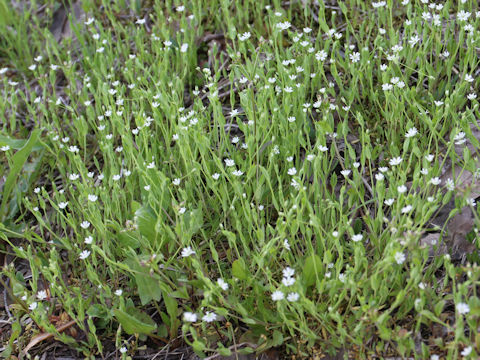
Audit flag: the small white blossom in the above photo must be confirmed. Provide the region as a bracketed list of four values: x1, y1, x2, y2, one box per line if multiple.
[394, 251, 406, 264]
[287, 292, 300, 302]
[79, 250, 91, 260]
[389, 157, 403, 166]
[405, 127, 418, 138]
[181, 246, 195, 257]
[37, 290, 48, 300]
[456, 302, 470, 315]
[202, 311, 217, 322]
[352, 234, 363, 242]
[271, 290, 284, 301]
[183, 312, 197, 322]
[217, 278, 229, 291]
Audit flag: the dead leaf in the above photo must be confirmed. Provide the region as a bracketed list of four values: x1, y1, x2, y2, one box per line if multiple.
[49, 2, 84, 44]
[22, 320, 76, 354]
[419, 233, 447, 257]
[446, 206, 476, 260]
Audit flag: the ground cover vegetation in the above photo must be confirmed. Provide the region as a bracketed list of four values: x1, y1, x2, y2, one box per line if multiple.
[1, 0, 480, 358]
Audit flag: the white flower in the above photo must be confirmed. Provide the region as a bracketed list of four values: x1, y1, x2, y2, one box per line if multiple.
[232, 170, 244, 176]
[430, 177, 441, 185]
[397, 185, 408, 193]
[58, 202, 68, 209]
[409, 35, 420, 47]
[202, 311, 217, 322]
[372, 1, 386, 8]
[173, 178, 181, 186]
[405, 127, 418, 138]
[282, 277, 296, 287]
[181, 246, 195, 257]
[352, 234, 363, 242]
[316, 50, 328, 61]
[375, 173, 384, 181]
[271, 290, 284, 301]
[29, 302, 38, 311]
[340, 169, 351, 177]
[283, 239, 291, 251]
[467, 93, 477, 100]
[180, 43, 189, 53]
[238, 32, 251, 41]
[183, 311, 197, 322]
[420, 168, 429, 175]
[37, 290, 48, 300]
[457, 10, 471, 22]
[79, 250, 91, 260]
[88, 194, 98, 202]
[287, 292, 300, 302]
[80, 221, 91, 229]
[276, 21, 291, 31]
[288, 116, 295, 123]
[401, 205, 413, 213]
[389, 157, 402, 166]
[349, 52, 360, 63]
[456, 302, 470, 315]
[224, 158, 235, 167]
[212, 173, 220, 180]
[0, 67, 8, 74]
[425, 154, 434, 162]
[291, 178, 300, 189]
[178, 207, 186, 214]
[85, 236, 93, 244]
[217, 278, 229, 291]
[143, 185, 150, 191]
[287, 167, 297, 176]
[465, 74, 474, 83]
[1, 145, 10, 151]
[119, 347, 127, 354]
[282, 267, 295, 278]
[384, 198, 395, 206]
[461, 346, 472, 357]
[466, 198, 476, 207]
[382, 83, 393, 91]
[394, 251, 406, 264]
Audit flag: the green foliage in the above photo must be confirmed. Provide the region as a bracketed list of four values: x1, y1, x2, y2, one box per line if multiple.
[1, 0, 480, 358]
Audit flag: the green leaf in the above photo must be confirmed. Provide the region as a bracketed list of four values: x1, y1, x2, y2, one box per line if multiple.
[303, 254, 322, 287]
[87, 304, 111, 319]
[135, 205, 157, 244]
[232, 258, 248, 280]
[117, 230, 140, 249]
[0, 133, 43, 151]
[125, 258, 162, 305]
[0, 129, 41, 221]
[114, 307, 157, 335]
